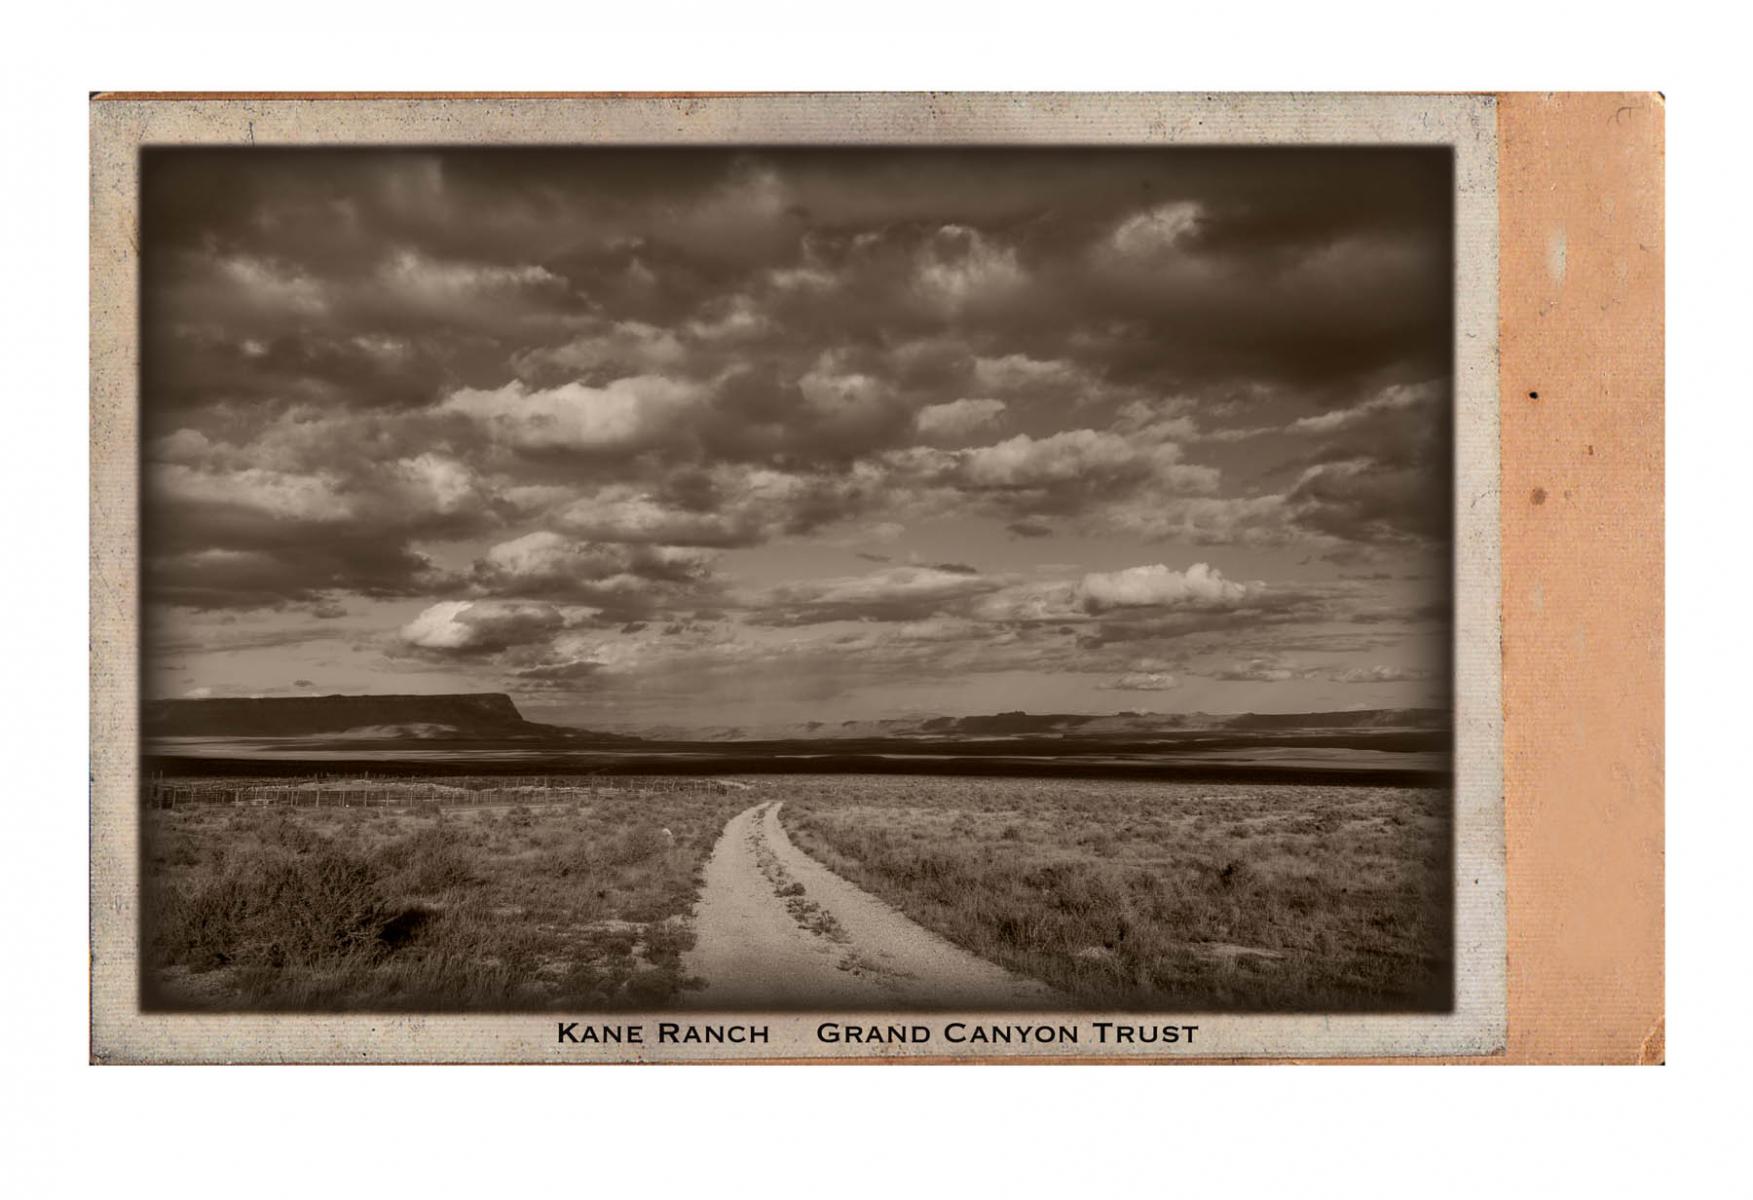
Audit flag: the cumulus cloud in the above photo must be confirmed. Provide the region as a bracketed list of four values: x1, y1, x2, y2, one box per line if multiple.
[1287, 380, 1440, 436]
[1285, 460, 1446, 545]
[1106, 201, 1203, 257]
[213, 255, 329, 317]
[379, 251, 564, 308]
[1106, 493, 1294, 547]
[797, 359, 898, 433]
[1078, 562, 1251, 612]
[1208, 657, 1299, 682]
[1099, 671, 1182, 692]
[557, 464, 887, 551]
[516, 321, 688, 375]
[969, 581, 1084, 625]
[971, 354, 1079, 394]
[915, 397, 1006, 439]
[556, 489, 758, 548]
[393, 453, 481, 515]
[917, 429, 1220, 525]
[913, 225, 1024, 312]
[153, 463, 355, 523]
[963, 430, 1133, 488]
[747, 565, 1007, 627]
[467, 531, 716, 604]
[399, 600, 565, 654]
[1329, 664, 1435, 683]
[977, 430, 1210, 492]
[687, 294, 771, 342]
[442, 375, 707, 454]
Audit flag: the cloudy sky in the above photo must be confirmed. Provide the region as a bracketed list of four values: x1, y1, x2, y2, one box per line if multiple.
[142, 147, 1453, 732]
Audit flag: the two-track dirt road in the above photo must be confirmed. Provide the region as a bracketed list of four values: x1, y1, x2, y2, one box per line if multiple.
[680, 801, 1064, 1009]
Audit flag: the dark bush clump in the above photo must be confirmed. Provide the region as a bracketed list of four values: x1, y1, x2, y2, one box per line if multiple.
[158, 848, 397, 972]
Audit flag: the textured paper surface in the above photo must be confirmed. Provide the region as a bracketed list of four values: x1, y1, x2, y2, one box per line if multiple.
[91, 92, 1515, 1063]
[1496, 93, 1664, 1064]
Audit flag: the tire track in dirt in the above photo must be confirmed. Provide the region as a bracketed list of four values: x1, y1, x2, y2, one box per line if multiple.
[681, 801, 1064, 1010]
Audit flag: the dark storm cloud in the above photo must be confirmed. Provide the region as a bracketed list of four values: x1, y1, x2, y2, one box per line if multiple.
[1269, 380, 1453, 544]
[142, 407, 496, 609]
[144, 146, 1450, 423]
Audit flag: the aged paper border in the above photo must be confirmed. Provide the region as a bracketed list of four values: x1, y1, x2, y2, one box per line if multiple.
[1495, 93, 1664, 1064]
[92, 92, 1507, 1063]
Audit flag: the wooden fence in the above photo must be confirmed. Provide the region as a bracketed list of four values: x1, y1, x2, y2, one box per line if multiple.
[143, 775, 743, 811]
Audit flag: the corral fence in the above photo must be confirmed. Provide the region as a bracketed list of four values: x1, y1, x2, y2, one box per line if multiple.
[143, 774, 748, 811]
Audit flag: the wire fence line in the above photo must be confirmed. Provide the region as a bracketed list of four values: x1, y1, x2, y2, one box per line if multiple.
[143, 775, 750, 811]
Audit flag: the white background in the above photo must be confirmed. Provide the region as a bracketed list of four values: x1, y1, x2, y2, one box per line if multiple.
[4, 3, 1746, 1195]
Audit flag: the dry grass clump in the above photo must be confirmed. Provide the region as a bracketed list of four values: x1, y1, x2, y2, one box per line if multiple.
[143, 784, 746, 1012]
[780, 777, 1451, 1011]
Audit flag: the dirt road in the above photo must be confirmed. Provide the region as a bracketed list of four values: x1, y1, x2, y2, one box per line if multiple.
[680, 801, 1063, 1009]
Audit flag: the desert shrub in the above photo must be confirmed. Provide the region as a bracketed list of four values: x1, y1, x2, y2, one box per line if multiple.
[1075, 826, 1118, 858]
[261, 853, 399, 964]
[157, 848, 397, 972]
[161, 840, 202, 869]
[543, 837, 602, 882]
[157, 874, 257, 970]
[621, 967, 676, 1006]
[374, 827, 474, 894]
[607, 825, 665, 865]
[640, 921, 693, 967]
[260, 813, 327, 855]
[557, 959, 608, 1003]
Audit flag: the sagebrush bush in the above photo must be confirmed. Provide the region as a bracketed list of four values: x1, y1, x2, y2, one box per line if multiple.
[640, 920, 693, 967]
[158, 848, 396, 972]
[375, 827, 474, 893]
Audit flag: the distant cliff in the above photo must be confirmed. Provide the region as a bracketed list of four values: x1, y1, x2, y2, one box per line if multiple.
[653, 708, 1450, 742]
[144, 692, 549, 739]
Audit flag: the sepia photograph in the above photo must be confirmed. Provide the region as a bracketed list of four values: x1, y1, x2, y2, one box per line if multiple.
[11, 0, 1701, 1180]
[134, 140, 1458, 1017]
